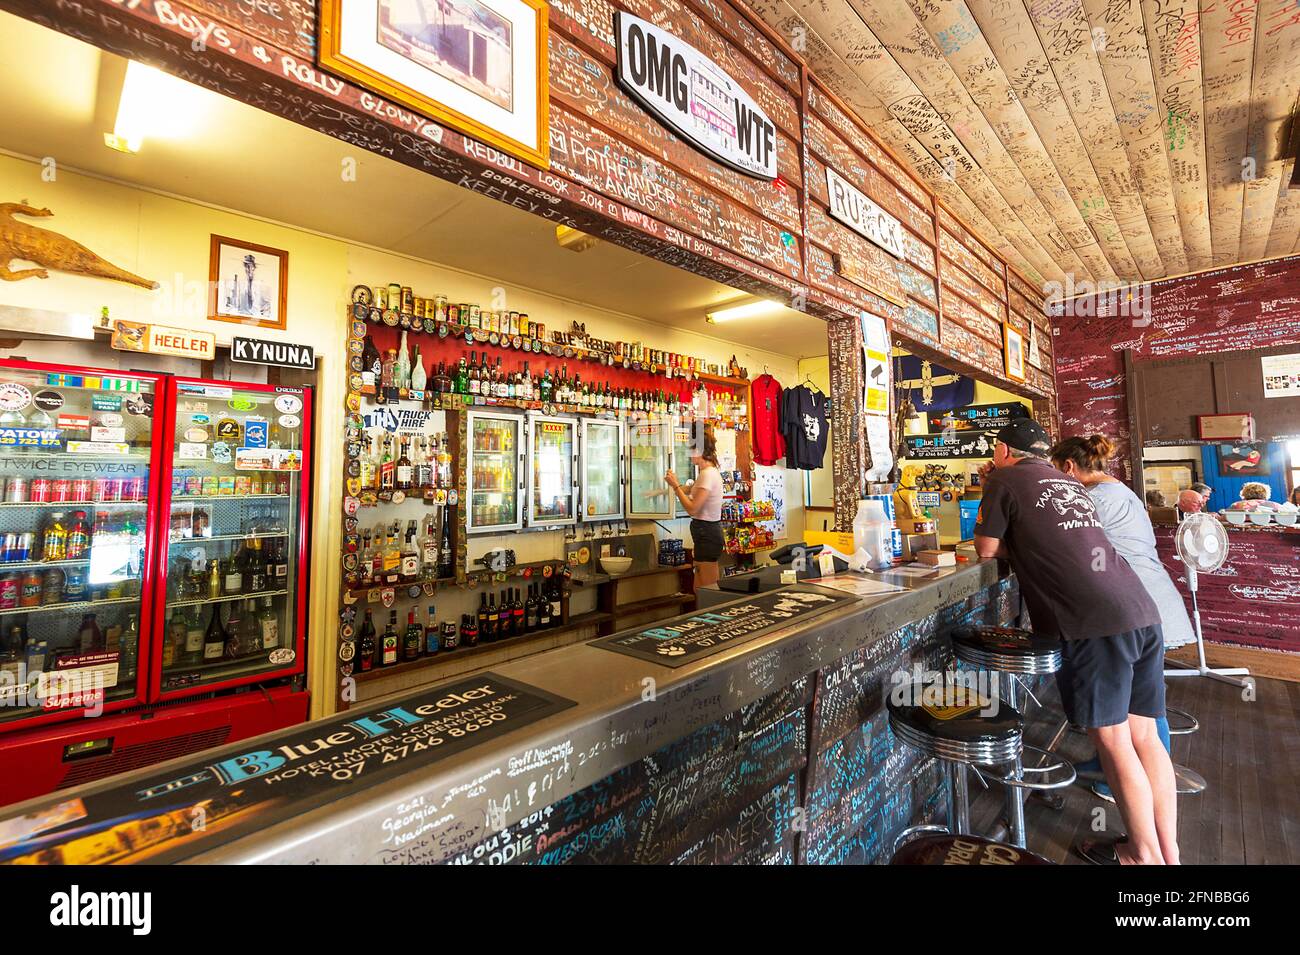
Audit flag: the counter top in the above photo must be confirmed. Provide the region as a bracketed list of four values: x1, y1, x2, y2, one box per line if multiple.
[0, 560, 1004, 865]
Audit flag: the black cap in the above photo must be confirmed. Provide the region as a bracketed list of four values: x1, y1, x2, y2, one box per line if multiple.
[995, 418, 1050, 456]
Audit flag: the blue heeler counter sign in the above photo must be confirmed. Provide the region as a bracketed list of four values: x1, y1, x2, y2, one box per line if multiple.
[614, 11, 778, 180]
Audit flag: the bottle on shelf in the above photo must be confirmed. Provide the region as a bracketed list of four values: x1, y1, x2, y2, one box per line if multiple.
[381, 611, 399, 666]
[402, 608, 421, 662]
[358, 609, 376, 673]
[204, 604, 226, 661]
[259, 596, 279, 650]
[459, 612, 476, 648]
[423, 605, 440, 656]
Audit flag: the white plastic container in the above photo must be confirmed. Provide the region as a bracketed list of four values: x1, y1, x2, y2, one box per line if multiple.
[853, 500, 894, 571]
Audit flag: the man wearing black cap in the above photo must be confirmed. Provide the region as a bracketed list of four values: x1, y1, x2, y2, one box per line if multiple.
[974, 418, 1178, 865]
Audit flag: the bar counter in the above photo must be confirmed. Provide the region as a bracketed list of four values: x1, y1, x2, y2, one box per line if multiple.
[0, 560, 1024, 866]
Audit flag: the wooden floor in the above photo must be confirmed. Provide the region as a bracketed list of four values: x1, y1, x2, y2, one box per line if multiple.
[968, 674, 1300, 864]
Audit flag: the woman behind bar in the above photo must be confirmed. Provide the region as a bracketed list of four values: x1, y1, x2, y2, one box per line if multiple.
[666, 425, 724, 588]
[1050, 435, 1196, 843]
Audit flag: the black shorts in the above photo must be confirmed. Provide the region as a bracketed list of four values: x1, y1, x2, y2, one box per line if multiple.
[690, 519, 724, 562]
[1055, 625, 1166, 728]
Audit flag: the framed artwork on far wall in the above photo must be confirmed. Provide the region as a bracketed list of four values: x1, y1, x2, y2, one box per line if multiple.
[208, 235, 289, 330]
[318, 0, 550, 169]
[1003, 324, 1026, 382]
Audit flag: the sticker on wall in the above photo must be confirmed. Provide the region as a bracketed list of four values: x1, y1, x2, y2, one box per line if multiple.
[56, 413, 89, 431]
[351, 320, 366, 339]
[346, 477, 362, 497]
[348, 339, 364, 357]
[342, 553, 359, 573]
[90, 426, 126, 443]
[345, 393, 360, 413]
[344, 496, 360, 516]
[216, 418, 242, 442]
[268, 648, 296, 666]
[33, 391, 64, 412]
[346, 461, 361, 479]
[0, 428, 61, 448]
[124, 393, 152, 416]
[94, 412, 124, 429]
[67, 441, 130, 455]
[243, 418, 268, 449]
[338, 640, 356, 663]
[0, 383, 32, 412]
[227, 397, 257, 412]
[381, 588, 395, 608]
[351, 285, 372, 305]
[211, 441, 232, 464]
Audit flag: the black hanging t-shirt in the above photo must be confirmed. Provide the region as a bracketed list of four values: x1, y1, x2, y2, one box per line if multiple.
[780, 385, 828, 470]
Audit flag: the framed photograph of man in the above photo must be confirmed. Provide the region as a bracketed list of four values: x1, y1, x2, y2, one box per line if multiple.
[209, 235, 289, 330]
[319, 0, 549, 169]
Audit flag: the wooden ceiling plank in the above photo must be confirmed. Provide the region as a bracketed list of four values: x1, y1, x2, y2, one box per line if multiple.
[905, 0, 1119, 282]
[1199, 0, 1259, 266]
[1139, 0, 1215, 271]
[842, 0, 1095, 281]
[1019, 0, 1168, 278]
[1264, 162, 1300, 255]
[1237, 2, 1300, 261]
[1081, 0, 1190, 274]
[966, 0, 1147, 279]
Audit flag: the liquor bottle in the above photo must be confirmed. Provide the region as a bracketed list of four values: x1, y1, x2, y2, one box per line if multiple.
[259, 596, 279, 650]
[239, 599, 260, 656]
[248, 538, 267, 593]
[402, 609, 422, 662]
[379, 436, 396, 492]
[477, 593, 489, 641]
[381, 611, 399, 666]
[456, 356, 469, 394]
[538, 583, 552, 628]
[362, 334, 382, 394]
[224, 548, 243, 596]
[204, 604, 225, 661]
[272, 535, 289, 589]
[224, 600, 245, 658]
[468, 351, 481, 396]
[550, 576, 565, 624]
[423, 605, 440, 656]
[382, 524, 401, 585]
[183, 606, 203, 663]
[396, 437, 413, 490]
[437, 506, 455, 579]
[359, 531, 374, 587]
[358, 610, 376, 673]
[526, 583, 540, 632]
[396, 330, 412, 395]
[401, 520, 419, 582]
[414, 437, 433, 491]
[381, 349, 399, 403]
[459, 613, 476, 648]
[163, 611, 182, 667]
[511, 587, 525, 636]
[420, 515, 438, 580]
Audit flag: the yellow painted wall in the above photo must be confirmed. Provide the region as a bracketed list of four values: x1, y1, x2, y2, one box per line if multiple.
[0, 153, 807, 716]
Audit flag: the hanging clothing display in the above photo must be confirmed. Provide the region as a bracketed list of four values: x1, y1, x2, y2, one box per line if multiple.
[750, 373, 785, 466]
[781, 383, 828, 470]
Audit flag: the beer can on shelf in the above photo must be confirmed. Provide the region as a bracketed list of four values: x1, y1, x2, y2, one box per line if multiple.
[388, 283, 401, 307]
[435, 297, 448, 321]
[29, 478, 51, 503]
[401, 287, 414, 314]
[4, 478, 28, 503]
[0, 574, 18, 609]
[373, 286, 388, 309]
[0, 533, 17, 562]
[14, 533, 32, 563]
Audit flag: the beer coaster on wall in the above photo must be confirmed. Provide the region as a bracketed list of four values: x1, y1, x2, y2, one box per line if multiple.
[351, 285, 372, 305]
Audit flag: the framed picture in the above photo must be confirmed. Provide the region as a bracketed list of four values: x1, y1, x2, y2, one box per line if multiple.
[1004, 325, 1026, 382]
[1218, 443, 1269, 477]
[319, 0, 549, 169]
[208, 235, 288, 330]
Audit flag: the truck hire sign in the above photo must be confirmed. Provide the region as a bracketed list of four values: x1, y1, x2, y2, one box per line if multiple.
[614, 11, 777, 180]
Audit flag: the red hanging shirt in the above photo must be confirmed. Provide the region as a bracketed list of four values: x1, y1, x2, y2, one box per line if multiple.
[750, 374, 785, 466]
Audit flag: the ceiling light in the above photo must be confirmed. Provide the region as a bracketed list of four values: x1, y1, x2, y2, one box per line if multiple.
[107, 61, 206, 153]
[555, 225, 598, 253]
[705, 299, 784, 324]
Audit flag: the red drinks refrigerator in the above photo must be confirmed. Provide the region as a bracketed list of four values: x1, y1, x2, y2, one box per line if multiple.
[0, 361, 312, 807]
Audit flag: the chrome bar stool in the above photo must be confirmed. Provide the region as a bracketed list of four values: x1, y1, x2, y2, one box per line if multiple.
[886, 679, 1072, 855]
[950, 625, 1070, 849]
[891, 831, 1053, 866]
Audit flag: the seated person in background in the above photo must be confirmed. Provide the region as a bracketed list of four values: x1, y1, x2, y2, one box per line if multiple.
[1228, 481, 1280, 511]
[1291, 487, 1300, 507]
[1176, 483, 1211, 515]
[1145, 489, 1166, 508]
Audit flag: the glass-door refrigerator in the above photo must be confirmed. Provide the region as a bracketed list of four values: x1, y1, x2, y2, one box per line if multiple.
[152, 378, 312, 700]
[0, 358, 163, 733]
[526, 413, 577, 528]
[626, 420, 673, 520]
[672, 425, 698, 519]
[580, 418, 624, 522]
[466, 410, 524, 533]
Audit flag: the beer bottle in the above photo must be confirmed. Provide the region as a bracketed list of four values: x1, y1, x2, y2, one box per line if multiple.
[358, 610, 377, 673]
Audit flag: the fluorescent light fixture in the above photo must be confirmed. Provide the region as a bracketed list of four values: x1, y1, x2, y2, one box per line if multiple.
[705, 299, 784, 324]
[107, 61, 205, 153]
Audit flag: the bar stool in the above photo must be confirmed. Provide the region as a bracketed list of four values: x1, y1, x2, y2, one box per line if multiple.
[891, 831, 1053, 866]
[886, 680, 1073, 852]
[950, 625, 1067, 848]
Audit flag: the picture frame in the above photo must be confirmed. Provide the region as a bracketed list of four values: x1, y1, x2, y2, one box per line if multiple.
[208, 235, 289, 331]
[1003, 324, 1026, 382]
[318, 0, 550, 170]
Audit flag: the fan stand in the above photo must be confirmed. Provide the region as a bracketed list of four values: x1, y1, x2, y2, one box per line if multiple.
[1164, 566, 1252, 687]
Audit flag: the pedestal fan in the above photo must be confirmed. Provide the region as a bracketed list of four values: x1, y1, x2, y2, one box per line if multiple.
[1164, 512, 1252, 687]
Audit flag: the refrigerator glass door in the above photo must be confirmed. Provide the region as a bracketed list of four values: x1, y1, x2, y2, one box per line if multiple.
[673, 426, 698, 519]
[468, 411, 522, 533]
[581, 419, 623, 521]
[0, 361, 159, 727]
[527, 415, 576, 527]
[626, 421, 672, 519]
[156, 380, 309, 698]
